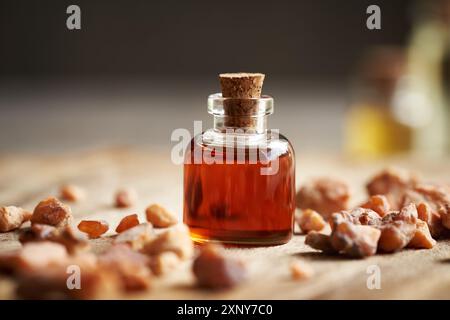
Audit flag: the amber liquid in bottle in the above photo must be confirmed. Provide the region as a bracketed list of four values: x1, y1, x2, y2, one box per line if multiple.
[184, 132, 295, 245]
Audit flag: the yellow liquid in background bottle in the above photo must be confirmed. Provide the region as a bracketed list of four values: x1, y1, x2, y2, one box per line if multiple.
[345, 103, 413, 158]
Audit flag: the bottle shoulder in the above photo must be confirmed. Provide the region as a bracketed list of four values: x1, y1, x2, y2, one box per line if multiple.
[188, 129, 294, 159]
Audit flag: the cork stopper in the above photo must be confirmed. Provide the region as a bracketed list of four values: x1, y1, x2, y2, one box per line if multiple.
[219, 73, 265, 99]
[219, 73, 265, 128]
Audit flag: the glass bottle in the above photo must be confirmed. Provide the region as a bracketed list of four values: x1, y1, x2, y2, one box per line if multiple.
[406, 0, 450, 156]
[344, 47, 415, 157]
[183, 93, 295, 245]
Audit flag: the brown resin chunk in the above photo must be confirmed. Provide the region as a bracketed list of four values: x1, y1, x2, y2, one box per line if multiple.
[414, 201, 444, 238]
[114, 223, 155, 250]
[414, 184, 450, 204]
[330, 214, 381, 258]
[0, 242, 69, 274]
[145, 204, 178, 228]
[407, 219, 436, 249]
[297, 209, 327, 233]
[141, 224, 193, 260]
[15, 252, 119, 299]
[296, 177, 350, 219]
[19, 223, 56, 243]
[115, 188, 137, 208]
[0, 206, 32, 232]
[361, 195, 390, 217]
[378, 204, 418, 253]
[290, 260, 315, 281]
[19, 224, 89, 254]
[16, 263, 120, 300]
[440, 203, 450, 230]
[149, 252, 181, 276]
[98, 244, 152, 292]
[332, 207, 382, 228]
[31, 197, 73, 228]
[401, 184, 450, 238]
[115, 214, 140, 233]
[60, 184, 86, 202]
[77, 220, 109, 239]
[366, 168, 418, 210]
[367, 169, 449, 239]
[304, 232, 336, 254]
[193, 244, 247, 289]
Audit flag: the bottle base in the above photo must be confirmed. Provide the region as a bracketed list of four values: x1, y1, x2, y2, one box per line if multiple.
[188, 227, 292, 246]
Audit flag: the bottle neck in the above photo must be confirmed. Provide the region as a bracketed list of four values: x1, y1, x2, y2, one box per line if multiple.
[213, 115, 268, 134]
[208, 93, 274, 135]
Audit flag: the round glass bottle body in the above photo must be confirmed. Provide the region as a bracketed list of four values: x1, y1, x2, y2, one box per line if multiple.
[183, 94, 295, 245]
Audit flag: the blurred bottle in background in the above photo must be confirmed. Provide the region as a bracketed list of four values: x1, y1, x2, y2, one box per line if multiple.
[345, 0, 450, 159]
[405, 0, 449, 156]
[345, 47, 413, 157]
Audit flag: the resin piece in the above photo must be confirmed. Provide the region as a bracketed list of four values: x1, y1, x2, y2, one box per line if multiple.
[407, 220, 436, 249]
[296, 177, 350, 219]
[115, 214, 140, 233]
[361, 195, 390, 217]
[0, 206, 32, 232]
[149, 252, 181, 276]
[115, 188, 137, 208]
[114, 223, 155, 250]
[304, 232, 336, 254]
[77, 220, 109, 239]
[366, 168, 417, 210]
[297, 209, 327, 233]
[60, 184, 86, 202]
[19, 224, 89, 254]
[145, 204, 178, 228]
[31, 197, 73, 228]
[141, 224, 193, 260]
[193, 244, 247, 289]
[98, 244, 152, 292]
[290, 260, 314, 281]
[330, 215, 381, 258]
[0, 242, 69, 274]
[378, 204, 417, 253]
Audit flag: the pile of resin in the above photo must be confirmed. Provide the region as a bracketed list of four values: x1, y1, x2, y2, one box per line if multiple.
[296, 168, 450, 258]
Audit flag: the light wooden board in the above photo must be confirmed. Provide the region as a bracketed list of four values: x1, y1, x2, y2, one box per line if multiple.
[1, 148, 450, 299]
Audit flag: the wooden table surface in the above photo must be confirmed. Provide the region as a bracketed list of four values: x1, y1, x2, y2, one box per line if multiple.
[1, 147, 450, 299]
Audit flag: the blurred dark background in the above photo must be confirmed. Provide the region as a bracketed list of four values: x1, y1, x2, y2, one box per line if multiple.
[0, 0, 412, 79]
[1, 0, 448, 156]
